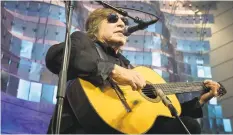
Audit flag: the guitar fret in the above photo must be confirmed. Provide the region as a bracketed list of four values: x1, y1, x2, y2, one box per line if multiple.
[153, 82, 204, 95]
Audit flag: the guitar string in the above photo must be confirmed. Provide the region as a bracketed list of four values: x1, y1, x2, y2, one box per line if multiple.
[141, 86, 203, 91]
[117, 82, 210, 96]
[118, 86, 224, 97]
[141, 87, 203, 91]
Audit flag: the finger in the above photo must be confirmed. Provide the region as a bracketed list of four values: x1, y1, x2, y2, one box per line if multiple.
[130, 81, 137, 91]
[204, 80, 212, 84]
[211, 85, 219, 96]
[136, 74, 146, 88]
[207, 81, 220, 87]
[205, 83, 219, 96]
[140, 76, 147, 87]
[132, 75, 142, 90]
[133, 72, 145, 89]
[206, 81, 220, 89]
[205, 82, 218, 88]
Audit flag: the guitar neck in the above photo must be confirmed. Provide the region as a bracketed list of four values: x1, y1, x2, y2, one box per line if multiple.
[152, 82, 206, 95]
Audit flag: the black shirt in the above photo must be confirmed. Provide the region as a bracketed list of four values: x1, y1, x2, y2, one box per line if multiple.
[45, 31, 203, 133]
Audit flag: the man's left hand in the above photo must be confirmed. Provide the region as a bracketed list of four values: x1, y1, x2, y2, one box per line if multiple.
[199, 80, 221, 106]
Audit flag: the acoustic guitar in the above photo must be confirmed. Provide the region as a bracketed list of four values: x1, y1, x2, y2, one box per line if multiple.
[68, 66, 226, 134]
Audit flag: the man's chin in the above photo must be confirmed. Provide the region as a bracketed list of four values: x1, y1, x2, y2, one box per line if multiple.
[118, 38, 126, 44]
[110, 39, 125, 46]
[116, 41, 125, 47]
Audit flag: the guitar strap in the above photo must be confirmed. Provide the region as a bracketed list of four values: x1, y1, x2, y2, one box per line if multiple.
[62, 42, 111, 133]
[94, 43, 132, 112]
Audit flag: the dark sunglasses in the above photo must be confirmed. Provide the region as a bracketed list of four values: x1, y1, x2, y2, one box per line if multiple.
[107, 13, 129, 25]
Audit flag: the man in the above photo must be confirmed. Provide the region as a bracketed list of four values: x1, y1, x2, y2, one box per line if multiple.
[46, 8, 220, 134]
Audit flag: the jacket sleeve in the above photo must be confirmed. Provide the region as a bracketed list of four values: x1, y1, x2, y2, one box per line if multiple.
[180, 97, 203, 118]
[45, 31, 115, 84]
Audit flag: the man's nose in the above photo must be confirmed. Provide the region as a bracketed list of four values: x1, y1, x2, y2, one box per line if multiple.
[117, 18, 125, 28]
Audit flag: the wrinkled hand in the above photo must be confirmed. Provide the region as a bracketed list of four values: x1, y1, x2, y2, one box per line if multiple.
[110, 65, 146, 91]
[199, 80, 221, 105]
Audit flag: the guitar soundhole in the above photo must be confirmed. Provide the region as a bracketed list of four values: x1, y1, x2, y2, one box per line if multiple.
[141, 84, 157, 99]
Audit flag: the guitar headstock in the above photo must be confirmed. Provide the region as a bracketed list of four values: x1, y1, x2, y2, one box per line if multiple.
[218, 82, 227, 97]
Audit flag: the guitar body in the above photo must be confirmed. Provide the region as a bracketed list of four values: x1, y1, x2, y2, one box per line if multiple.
[69, 66, 181, 134]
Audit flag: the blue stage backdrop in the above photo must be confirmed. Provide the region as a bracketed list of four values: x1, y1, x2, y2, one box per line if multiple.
[1, 92, 55, 134]
[1, 1, 232, 134]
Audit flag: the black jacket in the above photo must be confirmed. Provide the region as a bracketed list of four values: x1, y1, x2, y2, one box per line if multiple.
[46, 31, 203, 133]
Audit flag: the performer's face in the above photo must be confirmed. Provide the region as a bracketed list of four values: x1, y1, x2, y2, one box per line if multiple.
[97, 13, 128, 49]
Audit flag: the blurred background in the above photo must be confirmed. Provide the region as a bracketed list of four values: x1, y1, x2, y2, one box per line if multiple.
[1, 0, 233, 134]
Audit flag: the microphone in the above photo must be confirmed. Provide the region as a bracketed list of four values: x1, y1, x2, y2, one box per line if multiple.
[123, 19, 159, 36]
[156, 88, 178, 116]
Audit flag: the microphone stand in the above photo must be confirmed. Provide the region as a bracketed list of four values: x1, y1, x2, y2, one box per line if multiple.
[167, 104, 191, 135]
[53, 1, 75, 134]
[156, 89, 191, 135]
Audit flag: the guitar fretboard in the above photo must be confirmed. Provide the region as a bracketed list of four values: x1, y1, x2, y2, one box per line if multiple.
[152, 82, 205, 95]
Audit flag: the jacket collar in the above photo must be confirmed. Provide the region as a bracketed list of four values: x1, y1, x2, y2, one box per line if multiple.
[95, 40, 130, 65]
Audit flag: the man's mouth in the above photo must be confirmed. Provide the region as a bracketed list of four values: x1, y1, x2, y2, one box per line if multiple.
[115, 31, 125, 37]
[115, 30, 124, 34]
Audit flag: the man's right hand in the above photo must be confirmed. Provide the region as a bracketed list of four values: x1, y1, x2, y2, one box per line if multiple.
[110, 65, 146, 91]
